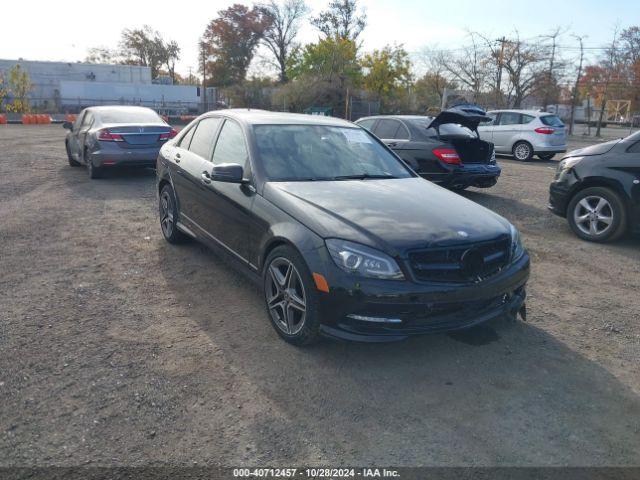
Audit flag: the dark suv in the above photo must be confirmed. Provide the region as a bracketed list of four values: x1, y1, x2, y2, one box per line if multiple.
[549, 131, 640, 242]
[356, 105, 500, 191]
[157, 109, 529, 345]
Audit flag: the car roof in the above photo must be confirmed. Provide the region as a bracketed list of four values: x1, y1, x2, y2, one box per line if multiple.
[203, 109, 356, 128]
[356, 115, 434, 122]
[86, 106, 158, 114]
[487, 109, 555, 116]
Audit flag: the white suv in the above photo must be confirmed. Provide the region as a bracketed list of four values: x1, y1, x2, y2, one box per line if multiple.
[478, 110, 566, 161]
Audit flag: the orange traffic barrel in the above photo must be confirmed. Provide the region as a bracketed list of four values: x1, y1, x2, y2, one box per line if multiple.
[22, 114, 31, 124]
[0, 114, 6, 125]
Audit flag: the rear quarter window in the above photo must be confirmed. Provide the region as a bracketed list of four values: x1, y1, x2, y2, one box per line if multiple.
[540, 115, 564, 127]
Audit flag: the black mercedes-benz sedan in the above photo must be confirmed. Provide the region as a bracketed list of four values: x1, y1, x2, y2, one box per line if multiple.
[549, 130, 640, 242]
[356, 105, 500, 191]
[156, 109, 529, 345]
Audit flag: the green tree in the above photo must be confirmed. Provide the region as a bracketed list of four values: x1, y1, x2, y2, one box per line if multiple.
[6, 65, 32, 113]
[200, 4, 270, 87]
[295, 36, 361, 85]
[0, 71, 8, 112]
[413, 73, 457, 112]
[361, 45, 412, 109]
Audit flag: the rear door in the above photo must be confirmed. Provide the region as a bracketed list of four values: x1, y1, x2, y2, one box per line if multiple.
[477, 112, 497, 142]
[491, 112, 522, 152]
[170, 117, 222, 225]
[373, 119, 410, 148]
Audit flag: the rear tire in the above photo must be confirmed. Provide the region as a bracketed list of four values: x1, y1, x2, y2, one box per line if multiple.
[512, 141, 534, 161]
[566, 187, 627, 242]
[263, 245, 321, 346]
[538, 153, 555, 161]
[159, 184, 188, 244]
[66, 142, 81, 167]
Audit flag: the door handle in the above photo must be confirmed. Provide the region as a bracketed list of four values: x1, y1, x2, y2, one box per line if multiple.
[201, 172, 211, 184]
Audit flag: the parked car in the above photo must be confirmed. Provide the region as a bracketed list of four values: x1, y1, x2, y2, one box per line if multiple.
[548, 131, 640, 242]
[63, 106, 177, 179]
[356, 105, 500, 191]
[156, 109, 530, 345]
[478, 110, 567, 161]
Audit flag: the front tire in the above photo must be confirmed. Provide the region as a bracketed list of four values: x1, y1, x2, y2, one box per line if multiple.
[566, 187, 627, 242]
[159, 185, 188, 244]
[263, 245, 321, 346]
[512, 141, 534, 161]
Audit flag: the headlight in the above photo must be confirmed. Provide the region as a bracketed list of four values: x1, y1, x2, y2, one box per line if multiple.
[509, 225, 525, 261]
[326, 239, 405, 280]
[558, 156, 583, 173]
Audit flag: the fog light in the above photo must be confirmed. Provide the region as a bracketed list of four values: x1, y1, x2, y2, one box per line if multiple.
[347, 314, 402, 324]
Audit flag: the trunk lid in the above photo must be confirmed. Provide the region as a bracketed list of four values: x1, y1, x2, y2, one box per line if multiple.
[427, 104, 493, 132]
[103, 125, 172, 148]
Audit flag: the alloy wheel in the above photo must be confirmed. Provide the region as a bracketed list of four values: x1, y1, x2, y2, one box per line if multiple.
[160, 190, 174, 238]
[265, 257, 307, 335]
[514, 143, 531, 161]
[573, 195, 614, 237]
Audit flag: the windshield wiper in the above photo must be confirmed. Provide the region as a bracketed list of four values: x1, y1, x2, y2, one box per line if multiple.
[332, 173, 398, 180]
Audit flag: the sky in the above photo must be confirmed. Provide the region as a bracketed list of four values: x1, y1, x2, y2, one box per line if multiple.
[2, 0, 638, 77]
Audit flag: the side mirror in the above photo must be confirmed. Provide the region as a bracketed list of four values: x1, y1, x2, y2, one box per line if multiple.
[62, 121, 73, 130]
[211, 163, 245, 183]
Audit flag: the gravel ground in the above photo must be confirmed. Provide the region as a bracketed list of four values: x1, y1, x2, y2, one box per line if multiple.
[1, 125, 639, 467]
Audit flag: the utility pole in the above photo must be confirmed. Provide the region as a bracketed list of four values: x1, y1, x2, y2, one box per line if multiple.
[200, 41, 207, 113]
[495, 37, 507, 108]
[569, 35, 585, 136]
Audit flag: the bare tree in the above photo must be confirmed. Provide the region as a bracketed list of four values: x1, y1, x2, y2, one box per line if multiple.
[540, 27, 566, 110]
[499, 32, 545, 107]
[596, 27, 621, 137]
[436, 32, 490, 101]
[261, 0, 309, 83]
[311, 0, 366, 43]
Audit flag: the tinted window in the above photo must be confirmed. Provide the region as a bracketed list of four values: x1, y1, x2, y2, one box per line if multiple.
[627, 141, 640, 153]
[189, 117, 222, 160]
[540, 115, 564, 127]
[358, 119, 376, 130]
[99, 109, 162, 124]
[80, 112, 94, 129]
[521, 114, 535, 124]
[375, 119, 401, 138]
[178, 125, 196, 149]
[212, 120, 248, 167]
[253, 125, 412, 181]
[497, 112, 521, 125]
[395, 123, 410, 140]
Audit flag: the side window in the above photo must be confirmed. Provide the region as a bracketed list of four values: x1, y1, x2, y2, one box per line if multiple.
[358, 119, 376, 130]
[178, 125, 196, 149]
[627, 141, 640, 153]
[396, 123, 410, 140]
[498, 112, 521, 125]
[81, 112, 94, 129]
[212, 120, 248, 167]
[73, 111, 86, 132]
[521, 114, 535, 124]
[486, 113, 497, 125]
[188, 117, 222, 160]
[375, 119, 401, 139]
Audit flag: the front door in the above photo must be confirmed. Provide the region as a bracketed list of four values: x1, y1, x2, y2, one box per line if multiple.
[195, 119, 255, 264]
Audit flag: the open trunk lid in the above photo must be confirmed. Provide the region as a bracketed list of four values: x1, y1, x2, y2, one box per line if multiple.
[427, 104, 493, 132]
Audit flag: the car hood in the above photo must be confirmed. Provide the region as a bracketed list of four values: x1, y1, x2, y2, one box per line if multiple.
[564, 139, 621, 158]
[428, 104, 493, 132]
[264, 178, 511, 255]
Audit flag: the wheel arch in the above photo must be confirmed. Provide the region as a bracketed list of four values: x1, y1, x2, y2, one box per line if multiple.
[566, 176, 630, 218]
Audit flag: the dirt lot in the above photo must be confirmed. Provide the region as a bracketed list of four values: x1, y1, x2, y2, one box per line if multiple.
[1, 124, 639, 467]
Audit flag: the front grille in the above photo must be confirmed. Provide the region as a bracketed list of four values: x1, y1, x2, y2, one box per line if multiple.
[408, 235, 511, 283]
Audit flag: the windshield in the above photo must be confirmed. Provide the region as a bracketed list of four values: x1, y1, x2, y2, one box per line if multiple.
[98, 109, 163, 124]
[406, 118, 476, 138]
[253, 125, 413, 181]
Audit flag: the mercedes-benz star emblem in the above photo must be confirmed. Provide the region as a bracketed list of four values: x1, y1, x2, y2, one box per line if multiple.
[457, 230, 469, 238]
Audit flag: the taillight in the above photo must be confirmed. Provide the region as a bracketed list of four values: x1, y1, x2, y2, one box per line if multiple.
[98, 129, 124, 142]
[159, 128, 178, 141]
[432, 148, 461, 165]
[534, 127, 555, 134]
